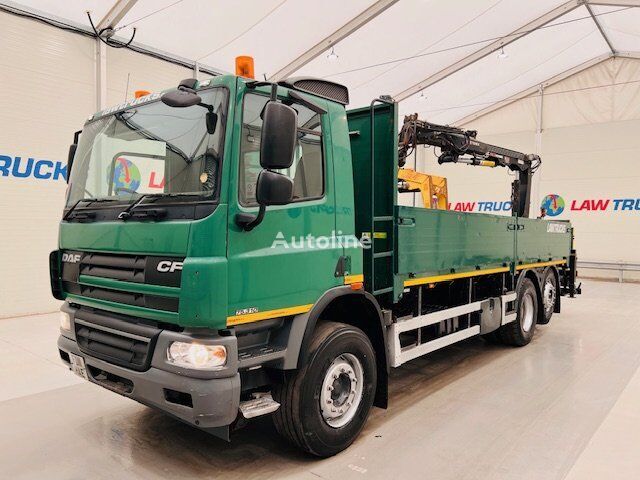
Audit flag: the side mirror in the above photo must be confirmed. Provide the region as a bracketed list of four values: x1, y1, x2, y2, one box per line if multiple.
[161, 88, 202, 108]
[235, 91, 299, 232]
[260, 101, 297, 169]
[256, 170, 293, 206]
[67, 130, 81, 183]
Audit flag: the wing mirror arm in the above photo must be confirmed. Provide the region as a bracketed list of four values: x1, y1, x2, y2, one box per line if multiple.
[67, 129, 82, 183]
[235, 205, 266, 231]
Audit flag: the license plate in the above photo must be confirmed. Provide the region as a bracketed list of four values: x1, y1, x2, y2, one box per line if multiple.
[69, 353, 89, 380]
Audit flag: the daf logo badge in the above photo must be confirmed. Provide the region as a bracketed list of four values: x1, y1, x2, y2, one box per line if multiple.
[156, 261, 183, 273]
[61, 253, 81, 263]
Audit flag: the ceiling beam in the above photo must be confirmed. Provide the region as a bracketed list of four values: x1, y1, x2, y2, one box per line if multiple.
[96, 0, 138, 31]
[454, 53, 614, 125]
[616, 51, 640, 58]
[587, 0, 640, 6]
[393, 0, 582, 102]
[268, 0, 399, 81]
[585, 2, 616, 53]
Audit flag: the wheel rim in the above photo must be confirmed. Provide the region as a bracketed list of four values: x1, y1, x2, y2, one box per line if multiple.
[319, 353, 364, 428]
[543, 278, 556, 317]
[521, 293, 535, 332]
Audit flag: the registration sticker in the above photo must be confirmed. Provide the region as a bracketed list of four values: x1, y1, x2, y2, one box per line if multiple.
[69, 353, 89, 380]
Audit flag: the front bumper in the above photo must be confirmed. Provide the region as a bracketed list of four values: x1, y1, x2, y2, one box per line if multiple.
[58, 304, 241, 435]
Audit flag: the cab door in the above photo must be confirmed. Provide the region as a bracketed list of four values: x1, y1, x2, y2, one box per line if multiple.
[226, 90, 342, 325]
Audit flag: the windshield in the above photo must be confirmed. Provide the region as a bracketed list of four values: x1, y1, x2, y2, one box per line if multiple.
[66, 88, 228, 207]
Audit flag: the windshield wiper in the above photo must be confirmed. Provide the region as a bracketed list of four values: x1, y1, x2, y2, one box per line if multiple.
[63, 198, 117, 221]
[115, 111, 192, 164]
[117, 193, 193, 220]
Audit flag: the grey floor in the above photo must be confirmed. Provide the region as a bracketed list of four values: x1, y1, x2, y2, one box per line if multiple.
[1, 279, 639, 480]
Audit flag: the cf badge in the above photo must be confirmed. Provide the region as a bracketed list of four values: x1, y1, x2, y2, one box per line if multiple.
[156, 261, 183, 273]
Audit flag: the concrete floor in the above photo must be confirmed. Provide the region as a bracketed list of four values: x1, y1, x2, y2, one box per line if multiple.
[1, 279, 639, 480]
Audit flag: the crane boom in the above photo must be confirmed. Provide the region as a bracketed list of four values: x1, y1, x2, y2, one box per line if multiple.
[398, 114, 541, 217]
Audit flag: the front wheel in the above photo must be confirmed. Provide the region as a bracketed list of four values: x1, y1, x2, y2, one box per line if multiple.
[272, 321, 377, 457]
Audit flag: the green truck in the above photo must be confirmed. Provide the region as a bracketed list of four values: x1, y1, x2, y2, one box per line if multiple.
[51, 73, 579, 457]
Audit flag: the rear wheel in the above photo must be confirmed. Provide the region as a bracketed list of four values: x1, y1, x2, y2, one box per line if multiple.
[499, 277, 539, 346]
[272, 321, 377, 457]
[539, 269, 558, 324]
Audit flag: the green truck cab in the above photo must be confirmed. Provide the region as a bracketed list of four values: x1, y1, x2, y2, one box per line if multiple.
[51, 74, 579, 457]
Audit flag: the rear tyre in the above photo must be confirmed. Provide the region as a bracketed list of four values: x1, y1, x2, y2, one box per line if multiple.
[499, 277, 538, 347]
[539, 269, 558, 324]
[272, 321, 377, 457]
[481, 330, 503, 344]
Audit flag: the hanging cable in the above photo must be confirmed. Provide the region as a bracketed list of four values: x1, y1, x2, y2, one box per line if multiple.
[87, 11, 136, 49]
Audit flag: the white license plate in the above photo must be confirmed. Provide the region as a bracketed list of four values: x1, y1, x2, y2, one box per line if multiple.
[69, 353, 89, 380]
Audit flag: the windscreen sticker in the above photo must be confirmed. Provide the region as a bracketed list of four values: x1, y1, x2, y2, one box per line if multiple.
[110, 155, 166, 195]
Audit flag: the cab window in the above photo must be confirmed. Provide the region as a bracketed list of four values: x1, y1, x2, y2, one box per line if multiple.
[239, 93, 324, 206]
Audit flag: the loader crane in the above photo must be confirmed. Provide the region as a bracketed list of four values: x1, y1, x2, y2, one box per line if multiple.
[398, 113, 541, 217]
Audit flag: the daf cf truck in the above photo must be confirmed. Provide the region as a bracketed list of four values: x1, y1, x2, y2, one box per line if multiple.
[51, 71, 579, 457]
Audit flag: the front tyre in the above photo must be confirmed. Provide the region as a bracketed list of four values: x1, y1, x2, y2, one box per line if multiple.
[272, 321, 377, 457]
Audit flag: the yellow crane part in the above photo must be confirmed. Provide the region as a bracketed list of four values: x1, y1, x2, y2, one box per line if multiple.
[398, 168, 448, 210]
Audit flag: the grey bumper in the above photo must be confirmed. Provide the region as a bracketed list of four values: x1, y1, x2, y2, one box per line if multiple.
[57, 306, 241, 433]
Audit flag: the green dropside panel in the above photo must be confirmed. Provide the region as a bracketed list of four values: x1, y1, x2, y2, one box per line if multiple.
[396, 206, 516, 278]
[516, 217, 572, 265]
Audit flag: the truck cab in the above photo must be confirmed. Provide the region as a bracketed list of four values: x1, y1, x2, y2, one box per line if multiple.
[52, 73, 578, 457]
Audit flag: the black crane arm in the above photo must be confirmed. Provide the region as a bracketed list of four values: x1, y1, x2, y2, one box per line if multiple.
[398, 114, 541, 217]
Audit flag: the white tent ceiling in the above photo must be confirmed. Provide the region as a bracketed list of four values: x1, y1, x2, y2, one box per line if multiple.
[6, 0, 640, 123]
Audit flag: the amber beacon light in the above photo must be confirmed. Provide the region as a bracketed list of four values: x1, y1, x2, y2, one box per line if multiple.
[134, 90, 151, 98]
[235, 56, 255, 79]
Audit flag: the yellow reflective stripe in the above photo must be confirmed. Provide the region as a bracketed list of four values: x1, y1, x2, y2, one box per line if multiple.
[516, 260, 566, 270]
[404, 259, 567, 287]
[344, 274, 364, 285]
[404, 266, 510, 287]
[227, 304, 313, 326]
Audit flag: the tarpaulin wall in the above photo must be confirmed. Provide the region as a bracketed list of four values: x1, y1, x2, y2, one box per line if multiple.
[0, 11, 193, 317]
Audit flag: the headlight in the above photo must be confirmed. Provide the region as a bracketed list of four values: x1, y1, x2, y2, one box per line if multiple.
[60, 311, 71, 331]
[167, 342, 227, 369]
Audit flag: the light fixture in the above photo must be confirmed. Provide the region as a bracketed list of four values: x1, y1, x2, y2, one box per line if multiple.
[497, 46, 509, 60]
[326, 46, 339, 62]
[418, 90, 427, 101]
[167, 342, 227, 369]
[60, 311, 71, 331]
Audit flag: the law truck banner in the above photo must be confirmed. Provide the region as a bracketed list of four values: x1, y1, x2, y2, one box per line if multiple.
[0, 154, 67, 181]
[448, 194, 640, 216]
[110, 155, 165, 195]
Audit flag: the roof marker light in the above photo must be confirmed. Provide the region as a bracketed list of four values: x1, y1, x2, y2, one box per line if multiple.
[235, 56, 255, 79]
[497, 46, 509, 60]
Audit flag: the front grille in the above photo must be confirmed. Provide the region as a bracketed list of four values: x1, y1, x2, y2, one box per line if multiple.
[74, 307, 161, 371]
[80, 252, 146, 283]
[60, 251, 183, 313]
[76, 284, 179, 312]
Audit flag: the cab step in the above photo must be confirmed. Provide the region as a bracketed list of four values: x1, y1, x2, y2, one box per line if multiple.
[239, 393, 280, 419]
